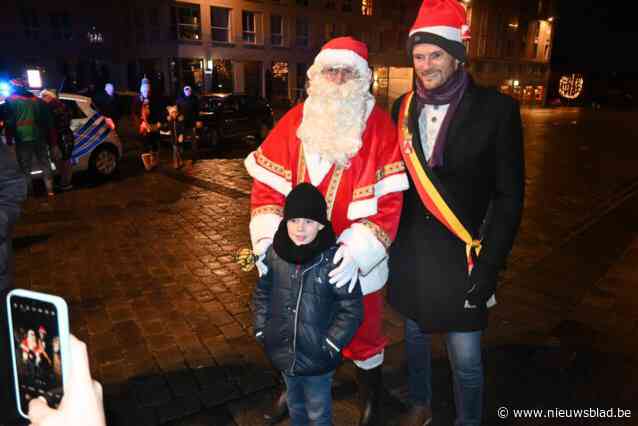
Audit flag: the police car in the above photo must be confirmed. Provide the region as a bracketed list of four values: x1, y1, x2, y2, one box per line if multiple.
[57, 93, 122, 178]
[0, 90, 122, 179]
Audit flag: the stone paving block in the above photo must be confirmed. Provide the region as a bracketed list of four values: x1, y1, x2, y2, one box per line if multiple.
[198, 382, 241, 409]
[130, 375, 173, 408]
[168, 408, 236, 426]
[219, 322, 245, 339]
[157, 396, 202, 424]
[165, 370, 200, 398]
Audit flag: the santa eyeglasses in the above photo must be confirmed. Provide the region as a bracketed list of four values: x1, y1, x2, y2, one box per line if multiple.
[321, 66, 356, 80]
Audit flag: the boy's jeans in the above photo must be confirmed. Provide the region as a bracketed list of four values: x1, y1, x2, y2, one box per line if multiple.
[282, 370, 334, 425]
[405, 319, 483, 426]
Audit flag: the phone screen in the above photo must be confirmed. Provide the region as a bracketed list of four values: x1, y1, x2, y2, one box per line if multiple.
[9, 295, 64, 410]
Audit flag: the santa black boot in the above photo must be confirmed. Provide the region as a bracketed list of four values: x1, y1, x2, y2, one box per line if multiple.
[264, 388, 288, 425]
[357, 365, 383, 426]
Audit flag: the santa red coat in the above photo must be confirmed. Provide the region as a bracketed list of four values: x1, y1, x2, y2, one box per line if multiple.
[245, 101, 408, 361]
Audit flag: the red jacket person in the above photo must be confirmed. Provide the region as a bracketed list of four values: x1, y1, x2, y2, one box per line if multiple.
[245, 36, 408, 425]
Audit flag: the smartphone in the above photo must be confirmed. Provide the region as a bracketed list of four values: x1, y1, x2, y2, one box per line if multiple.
[6, 289, 71, 419]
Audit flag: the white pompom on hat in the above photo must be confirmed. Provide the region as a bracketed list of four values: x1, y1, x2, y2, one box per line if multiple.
[408, 0, 470, 62]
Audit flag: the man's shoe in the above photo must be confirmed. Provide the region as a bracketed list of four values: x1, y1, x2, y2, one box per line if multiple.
[399, 405, 432, 426]
[263, 389, 288, 424]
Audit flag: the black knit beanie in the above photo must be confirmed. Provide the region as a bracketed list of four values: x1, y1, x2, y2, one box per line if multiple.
[283, 183, 328, 225]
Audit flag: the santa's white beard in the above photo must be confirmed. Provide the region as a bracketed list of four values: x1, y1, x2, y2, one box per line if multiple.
[297, 74, 372, 167]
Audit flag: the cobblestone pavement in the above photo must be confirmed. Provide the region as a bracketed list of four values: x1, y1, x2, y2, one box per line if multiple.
[4, 107, 638, 425]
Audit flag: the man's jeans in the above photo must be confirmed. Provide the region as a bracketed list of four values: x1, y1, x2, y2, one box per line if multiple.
[405, 319, 483, 426]
[283, 370, 334, 425]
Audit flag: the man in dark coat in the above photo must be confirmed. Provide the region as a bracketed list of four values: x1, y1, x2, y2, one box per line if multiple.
[387, 1, 524, 425]
[93, 83, 121, 123]
[176, 85, 200, 161]
[0, 142, 28, 420]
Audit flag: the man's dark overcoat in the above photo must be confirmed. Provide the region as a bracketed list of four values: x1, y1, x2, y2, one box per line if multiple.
[388, 80, 525, 332]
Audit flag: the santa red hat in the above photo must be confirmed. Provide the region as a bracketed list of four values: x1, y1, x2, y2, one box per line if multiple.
[312, 37, 370, 77]
[408, 0, 469, 62]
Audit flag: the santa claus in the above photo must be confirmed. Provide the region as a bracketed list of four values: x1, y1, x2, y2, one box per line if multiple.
[245, 37, 408, 425]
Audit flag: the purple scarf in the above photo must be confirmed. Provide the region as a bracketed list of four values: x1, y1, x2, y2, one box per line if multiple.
[414, 67, 469, 167]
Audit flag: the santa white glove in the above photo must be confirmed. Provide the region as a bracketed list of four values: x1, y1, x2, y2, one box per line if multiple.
[256, 254, 268, 277]
[253, 238, 272, 277]
[329, 245, 359, 293]
[253, 238, 273, 256]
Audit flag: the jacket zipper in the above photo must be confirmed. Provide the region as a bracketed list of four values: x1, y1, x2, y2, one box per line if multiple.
[289, 254, 324, 374]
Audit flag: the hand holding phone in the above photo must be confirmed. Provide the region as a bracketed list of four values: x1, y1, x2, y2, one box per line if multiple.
[6, 289, 70, 418]
[28, 335, 106, 426]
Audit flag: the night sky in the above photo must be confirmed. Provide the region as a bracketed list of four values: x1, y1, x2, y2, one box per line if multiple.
[552, 1, 638, 72]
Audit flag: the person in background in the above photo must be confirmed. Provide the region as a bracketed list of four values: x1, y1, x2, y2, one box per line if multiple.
[388, 0, 525, 424]
[162, 105, 185, 169]
[176, 85, 200, 162]
[132, 78, 163, 171]
[4, 78, 55, 196]
[93, 83, 121, 124]
[41, 90, 74, 191]
[0, 141, 27, 421]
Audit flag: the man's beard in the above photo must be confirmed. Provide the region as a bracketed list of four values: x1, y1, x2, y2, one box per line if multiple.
[297, 73, 373, 167]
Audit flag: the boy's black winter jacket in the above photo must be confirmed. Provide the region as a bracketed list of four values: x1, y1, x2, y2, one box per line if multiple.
[253, 245, 363, 376]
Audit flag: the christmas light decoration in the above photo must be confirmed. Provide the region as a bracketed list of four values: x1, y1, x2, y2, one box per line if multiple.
[559, 74, 584, 99]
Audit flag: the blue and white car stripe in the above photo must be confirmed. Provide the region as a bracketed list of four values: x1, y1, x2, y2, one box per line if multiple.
[70, 113, 111, 165]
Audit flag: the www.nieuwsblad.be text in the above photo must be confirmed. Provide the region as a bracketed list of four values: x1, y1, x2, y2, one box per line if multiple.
[497, 407, 632, 420]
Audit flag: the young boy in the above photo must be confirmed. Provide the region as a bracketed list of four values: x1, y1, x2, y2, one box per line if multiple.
[253, 183, 363, 426]
[162, 106, 184, 169]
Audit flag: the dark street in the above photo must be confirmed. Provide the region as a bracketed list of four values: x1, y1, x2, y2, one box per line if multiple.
[6, 106, 638, 425]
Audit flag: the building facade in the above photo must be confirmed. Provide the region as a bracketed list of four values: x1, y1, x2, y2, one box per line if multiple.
[0, 0, 555, 106]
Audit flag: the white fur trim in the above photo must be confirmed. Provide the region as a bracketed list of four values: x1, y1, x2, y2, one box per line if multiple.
[304, 150, 333, 186]
[244, 151, 292, 196]
[353, 350, 384, 369]
[314, 48, 370, 78]
[359, 259, 388, 295]
[249, 213, 283, 252]
[338, 224, 386, 276]
[409, 25, 462, 42]
[347, 173, 410, 220]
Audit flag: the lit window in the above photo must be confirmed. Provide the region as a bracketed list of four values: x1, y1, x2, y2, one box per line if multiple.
[171, 3, 201, 41]
[361, 0, 373, 16]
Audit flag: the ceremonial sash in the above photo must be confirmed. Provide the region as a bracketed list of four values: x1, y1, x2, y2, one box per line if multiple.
[397, 92, 480, 271]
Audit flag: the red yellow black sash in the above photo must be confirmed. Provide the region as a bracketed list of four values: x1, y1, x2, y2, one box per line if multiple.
[398, 92, 481, 271]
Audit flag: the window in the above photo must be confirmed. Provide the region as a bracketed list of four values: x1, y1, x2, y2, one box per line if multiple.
[149, 7, 160, 41]
[212, 59, 234, 92]
[361, 0, 373, 16]
[342, 0, 352, 12]
[21, 8, 40, 40]
[271, 15, 283, 46]
[295, 17, 309, 47]
[212, 7, 231, 43]
[296, 0, 309, 6]
[61, 100, 87, 120]
[50, 12, 72, 41]
[134, 8, 145, 44]
[243, 11, 257, 43]
[171, 3, 201, 41]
